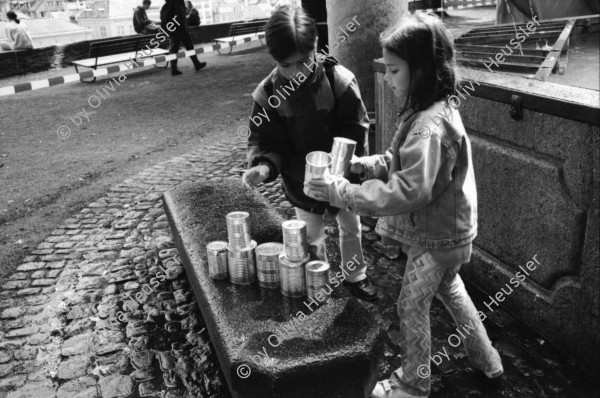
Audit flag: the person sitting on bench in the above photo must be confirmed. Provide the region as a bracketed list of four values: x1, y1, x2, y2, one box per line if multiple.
[185, 1, 200, 27]
[133, 0, 160, 35]
[1, 11, 33, 51]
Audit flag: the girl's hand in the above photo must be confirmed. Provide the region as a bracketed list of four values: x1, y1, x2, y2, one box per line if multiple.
[304, 176, 332, 202]
[350, 155, 365, 174]
[242, 165, 270, 188]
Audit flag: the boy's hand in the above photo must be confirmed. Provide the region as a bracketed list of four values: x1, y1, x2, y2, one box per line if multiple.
[242, 165, 270, 188]
[350, 155, 365, 175]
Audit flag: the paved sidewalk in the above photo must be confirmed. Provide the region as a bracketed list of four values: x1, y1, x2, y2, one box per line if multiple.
[0, 135, 598, 398]
[0, 137, 249, 398]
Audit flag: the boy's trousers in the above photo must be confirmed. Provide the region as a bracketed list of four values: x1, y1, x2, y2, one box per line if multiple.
[294, 207, 366, 283]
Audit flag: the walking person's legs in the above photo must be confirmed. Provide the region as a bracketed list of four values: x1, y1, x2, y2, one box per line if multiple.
[181, 30, 205, 71]
[372, 248, 445, 398]
[394, 250, 445, 397]
[436, 266, 503, 378]
[168, 34, 182, 75]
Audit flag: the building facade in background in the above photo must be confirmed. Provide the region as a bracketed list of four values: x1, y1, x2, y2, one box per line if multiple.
[72, 0, 160, 39]
[0, 17, 91, 47]
[0, 0, 68, 19]
[0, 0, 301, 44]
[0, 0, 91, 47]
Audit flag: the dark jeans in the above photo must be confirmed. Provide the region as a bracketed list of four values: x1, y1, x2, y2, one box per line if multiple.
[168, 31, 200, 71]
[140, 27, 159, 35]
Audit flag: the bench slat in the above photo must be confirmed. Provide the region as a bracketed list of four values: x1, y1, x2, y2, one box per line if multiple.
[92, 44, 140, 57]
[215, 33, 259, 43]
[230, 26, 260, 34]
[73, 49, 168, 68]
[228, 21, 265, 35]
[89, 35, 163, 58]
[213, 20, 266, 53]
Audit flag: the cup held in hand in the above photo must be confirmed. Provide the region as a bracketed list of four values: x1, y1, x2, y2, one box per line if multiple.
[304, 151, 332, 196]
[330, 137, 357, 178]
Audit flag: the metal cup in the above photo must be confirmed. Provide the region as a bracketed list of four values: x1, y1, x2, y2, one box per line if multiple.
[281, 220, 309, 262]
[330, 137, 357, 178]
[226, 211, 251, 249]
[305, 260, 331, 303]
[206, 241, 228, 280]
[279, 253, 310, 298]
[304, 151, 332, 196]
[256, 242, 284, 289]
[227, 240, 257, 285]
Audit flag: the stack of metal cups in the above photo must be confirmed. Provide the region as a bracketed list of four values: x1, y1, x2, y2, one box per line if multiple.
[255, 242, 284, 289]
[305, 260, 331, 303]
[206, 240, 229, 280]
[225, 211, 257, 285]
[330, 137, 357, 178]
[278, 220, 310, 297]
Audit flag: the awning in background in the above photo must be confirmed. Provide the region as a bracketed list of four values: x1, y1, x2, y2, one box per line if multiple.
[496, 0, 600, 23]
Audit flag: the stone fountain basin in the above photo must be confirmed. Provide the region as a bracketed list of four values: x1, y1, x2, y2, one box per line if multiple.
[163, 178, 383, 398]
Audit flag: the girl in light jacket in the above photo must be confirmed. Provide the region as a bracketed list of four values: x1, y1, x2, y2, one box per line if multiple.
[305, 13, 503, 398]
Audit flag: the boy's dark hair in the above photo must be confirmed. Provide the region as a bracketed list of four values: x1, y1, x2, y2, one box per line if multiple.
[143, 0, 151, 5]
[265, 6, 317, 62]
[380, 13, 457, 113]
[7, 11, 20, 24]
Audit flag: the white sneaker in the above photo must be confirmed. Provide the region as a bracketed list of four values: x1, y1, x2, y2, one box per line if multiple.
[484, 365, 504, 379]
[371, 379, 424, 398]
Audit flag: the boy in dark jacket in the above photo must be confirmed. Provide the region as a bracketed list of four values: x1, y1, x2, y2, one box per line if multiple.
[242, 7, 377, 301]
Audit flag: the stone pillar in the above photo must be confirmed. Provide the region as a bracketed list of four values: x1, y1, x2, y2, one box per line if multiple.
[326, 0, 407, 112]
[302, 0, 329, 54]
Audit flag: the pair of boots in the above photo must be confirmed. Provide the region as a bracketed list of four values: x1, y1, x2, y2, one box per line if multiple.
[171, 56, 206, 76]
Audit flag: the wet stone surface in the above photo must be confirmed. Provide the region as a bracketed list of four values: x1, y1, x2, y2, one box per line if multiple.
[0, 139, 246, 398]
[0, 135, 598, 398]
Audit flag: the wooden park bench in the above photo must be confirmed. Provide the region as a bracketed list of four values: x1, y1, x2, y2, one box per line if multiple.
[72, 34, 169, 82]
[214, 20, 267, 54]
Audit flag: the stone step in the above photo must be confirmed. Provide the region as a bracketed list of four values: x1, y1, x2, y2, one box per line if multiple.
[163, 178, 383, 398]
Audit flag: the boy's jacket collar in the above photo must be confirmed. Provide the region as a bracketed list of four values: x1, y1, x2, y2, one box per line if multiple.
[272, 54, 338, 94]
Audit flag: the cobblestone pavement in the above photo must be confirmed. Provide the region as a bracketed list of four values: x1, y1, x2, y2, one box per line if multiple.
[0, 135, 598, 398]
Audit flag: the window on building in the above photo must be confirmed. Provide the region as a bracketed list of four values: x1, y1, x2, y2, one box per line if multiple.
[100, 26, 107, 38]
[117, 26, 124, 36]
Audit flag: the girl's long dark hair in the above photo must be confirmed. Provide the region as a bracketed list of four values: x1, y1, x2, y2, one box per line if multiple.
[265, 6, 317, 62]
[7, 11, 20, 24]
[381, 13, 458, 114]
